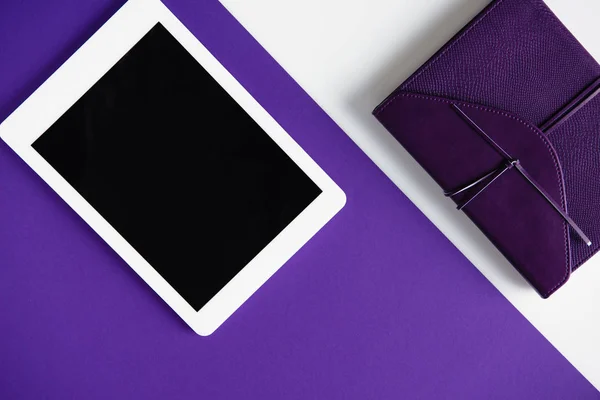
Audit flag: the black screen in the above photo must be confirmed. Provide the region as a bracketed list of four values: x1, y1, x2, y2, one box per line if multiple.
[33, 23, 321, 311]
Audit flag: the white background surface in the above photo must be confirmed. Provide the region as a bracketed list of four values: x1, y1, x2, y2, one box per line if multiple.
[221, 0, 600, 390]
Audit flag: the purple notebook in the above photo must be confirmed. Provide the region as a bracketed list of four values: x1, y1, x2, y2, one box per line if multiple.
[374, 0, 600, 297]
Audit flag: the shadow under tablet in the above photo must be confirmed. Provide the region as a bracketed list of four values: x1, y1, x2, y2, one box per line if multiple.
[33, 23, 321, 311]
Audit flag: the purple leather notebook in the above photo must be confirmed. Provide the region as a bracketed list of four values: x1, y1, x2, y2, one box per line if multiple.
[374, 0, 600, 297]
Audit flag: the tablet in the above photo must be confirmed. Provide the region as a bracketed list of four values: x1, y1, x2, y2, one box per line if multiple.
[0, 0, 345, 335]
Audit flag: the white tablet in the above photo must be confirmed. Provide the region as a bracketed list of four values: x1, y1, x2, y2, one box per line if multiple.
[0, 0, 345, 335]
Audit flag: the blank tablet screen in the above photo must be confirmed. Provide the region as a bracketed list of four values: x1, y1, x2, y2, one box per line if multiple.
[32, 23, 322, 311]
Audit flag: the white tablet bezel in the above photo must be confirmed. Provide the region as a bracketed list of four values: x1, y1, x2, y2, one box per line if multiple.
[0, 0, 345, 335]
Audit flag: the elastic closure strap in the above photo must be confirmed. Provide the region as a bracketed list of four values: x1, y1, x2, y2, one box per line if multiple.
[540, 76, 600, 134]
[446, 104, 591, 246]
[445, 160, 515, 210]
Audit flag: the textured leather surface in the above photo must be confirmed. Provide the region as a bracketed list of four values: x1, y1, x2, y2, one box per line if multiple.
[550, 95, 600, 270]
[397, 0, 600, 126]
[374, 0, 600, 295]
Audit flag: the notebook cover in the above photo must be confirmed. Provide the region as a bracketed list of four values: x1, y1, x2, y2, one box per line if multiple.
[374, 0, 600, 297]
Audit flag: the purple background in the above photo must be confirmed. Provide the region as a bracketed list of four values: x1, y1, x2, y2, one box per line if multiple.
[0, 0, 597, 398]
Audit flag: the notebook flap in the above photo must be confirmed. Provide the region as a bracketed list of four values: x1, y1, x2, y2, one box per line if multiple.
[374, 92, 572, 297]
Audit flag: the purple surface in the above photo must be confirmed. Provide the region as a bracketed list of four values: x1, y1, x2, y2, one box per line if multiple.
[0, 0, 597, 398]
